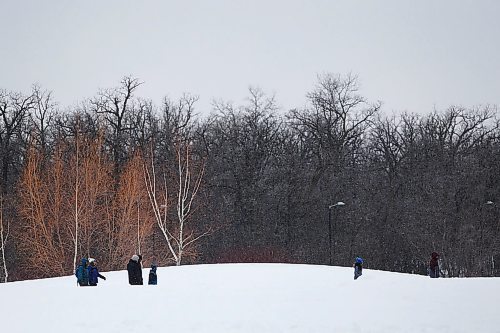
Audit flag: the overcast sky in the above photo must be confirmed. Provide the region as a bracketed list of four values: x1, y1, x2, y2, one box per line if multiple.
[1, 0, 499, 115]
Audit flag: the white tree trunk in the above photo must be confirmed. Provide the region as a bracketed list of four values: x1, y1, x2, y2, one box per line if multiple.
[72, 139, 80, 274]
[0, 197, 9, 283]
[175, 143, 204, 266]
[137, 202, 141, 255]
[144, 151, 178, 263]
[144, 142, 207, 266]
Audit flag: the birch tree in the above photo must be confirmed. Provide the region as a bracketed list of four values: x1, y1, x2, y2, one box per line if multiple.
[0, 195, 9, 282]
[144, 140, 209, 266]
[71, 132, 80, 273]
[69, 133, 113, 268]
[174, 141, 207, 265]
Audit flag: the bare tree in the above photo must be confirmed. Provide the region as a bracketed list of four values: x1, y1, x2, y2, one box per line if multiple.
[19, 123, 115, 277]
[71, 131, 80, 273]
[174, 141, 207, 265]
[144, 140, 209, 266]
[156, 93, 199, 165]
[213, 88, 282, 241]
[143, 146, 177, 263]
[18, 145, 66, 277]
[0, 89, 35, 193]
[109, 151, 154, 269]
[72, 133, 113, 266]
[91, 76, 143, 177]
[0, 194, 10, 282]
[161, 94, 198, 142]
[288, 73, 380, 187]
[30, 85, 57, 154]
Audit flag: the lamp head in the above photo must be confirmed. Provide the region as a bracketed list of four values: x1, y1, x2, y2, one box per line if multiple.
[329, 202, 346, 209]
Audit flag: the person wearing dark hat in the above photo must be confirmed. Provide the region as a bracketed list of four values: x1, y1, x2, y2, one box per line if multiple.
[127, 254, 143, 285]
[429, 252, 440, 278]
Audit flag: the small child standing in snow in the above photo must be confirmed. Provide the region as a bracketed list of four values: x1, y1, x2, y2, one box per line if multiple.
[148, 264, 158, 285]
[353, 257, 363, 280]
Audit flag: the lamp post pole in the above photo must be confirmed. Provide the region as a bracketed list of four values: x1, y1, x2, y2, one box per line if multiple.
[484, 201, 494, 276]
[328, 207, 332, 266]
[328, 201, 345, 266]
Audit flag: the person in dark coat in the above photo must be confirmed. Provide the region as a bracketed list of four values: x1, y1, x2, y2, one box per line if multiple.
[148, 264, 158, 285]
[127, 254, 143, 285]
[429, 252, 440, 278]
[87, 258, 106, 286]
[353, 257, 363, 280]
[75, 257, 90, 286]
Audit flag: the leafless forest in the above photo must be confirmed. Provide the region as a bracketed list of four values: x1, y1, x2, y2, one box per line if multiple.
[0, 74, 499, 281]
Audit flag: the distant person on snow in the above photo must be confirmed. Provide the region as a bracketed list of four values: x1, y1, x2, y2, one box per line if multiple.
[75, 257, 90, 286]
[148, 264, 158, 285]
[127, 254, 143, 285]
[87, 258, 106, 286]
[353, 257, 363, 280]
[429, 252, 440, 278]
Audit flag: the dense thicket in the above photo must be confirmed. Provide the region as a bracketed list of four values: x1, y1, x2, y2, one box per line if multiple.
[0, 74, 499, 281]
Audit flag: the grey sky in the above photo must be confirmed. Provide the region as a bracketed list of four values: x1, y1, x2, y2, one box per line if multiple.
[1, 0, 499, 115]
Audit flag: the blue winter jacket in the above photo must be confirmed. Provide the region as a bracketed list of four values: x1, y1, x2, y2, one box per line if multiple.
[75, 258, 89, 286]
[88, 265, 105, 286]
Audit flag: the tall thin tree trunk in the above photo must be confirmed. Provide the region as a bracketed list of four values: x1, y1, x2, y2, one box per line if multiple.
[73, 138, 80, 273]
[143, 152, 178, 264]
[137, 201, 141, 254]
[0, 196, 9, 283]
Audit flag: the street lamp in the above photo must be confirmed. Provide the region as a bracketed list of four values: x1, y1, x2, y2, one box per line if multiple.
[328, 201, 345, 266]
[484, 201, 496, 276]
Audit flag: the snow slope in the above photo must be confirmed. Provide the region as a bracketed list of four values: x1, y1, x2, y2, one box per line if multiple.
[0, 264, 499, 333]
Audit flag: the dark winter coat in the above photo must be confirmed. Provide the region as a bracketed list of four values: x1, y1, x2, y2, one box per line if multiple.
[148, 266, 157, 285]
[88, 265, 106, 286]
[429, 252, 439, 278]
[75, 258, 89, 286]
[354, 262, 363, 280]
[127, 259, 143, 285]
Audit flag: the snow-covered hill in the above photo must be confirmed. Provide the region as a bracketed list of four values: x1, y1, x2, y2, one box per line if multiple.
[0, 264, 499, 333]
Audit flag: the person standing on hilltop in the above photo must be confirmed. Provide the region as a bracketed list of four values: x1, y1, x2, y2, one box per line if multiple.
[75, 257, 89, 286]
[353, 257, 363, 280]
[429, 252, 440, 278]
[87, 258, 106, 286]
[127, 254, 143, 285]
[148, 264, 158, 285]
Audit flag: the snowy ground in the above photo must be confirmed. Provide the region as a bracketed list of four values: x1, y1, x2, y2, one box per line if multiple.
[0, 263, 499, 333]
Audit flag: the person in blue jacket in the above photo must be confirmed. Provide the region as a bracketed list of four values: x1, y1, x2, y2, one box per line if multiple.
[75, 257, 90, 286]
[353, 257, 363, 280]
[87, 258, 106, 286]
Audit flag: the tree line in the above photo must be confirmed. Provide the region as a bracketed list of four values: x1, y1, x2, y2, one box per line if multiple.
[0, 74, 499, 281]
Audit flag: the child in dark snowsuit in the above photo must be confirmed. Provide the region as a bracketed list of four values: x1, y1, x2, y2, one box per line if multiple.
[87, 258, 106, 286]
[148, 264, 158, 285]
[429, 252, 440, 278]
[354, 257, 363, 280]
